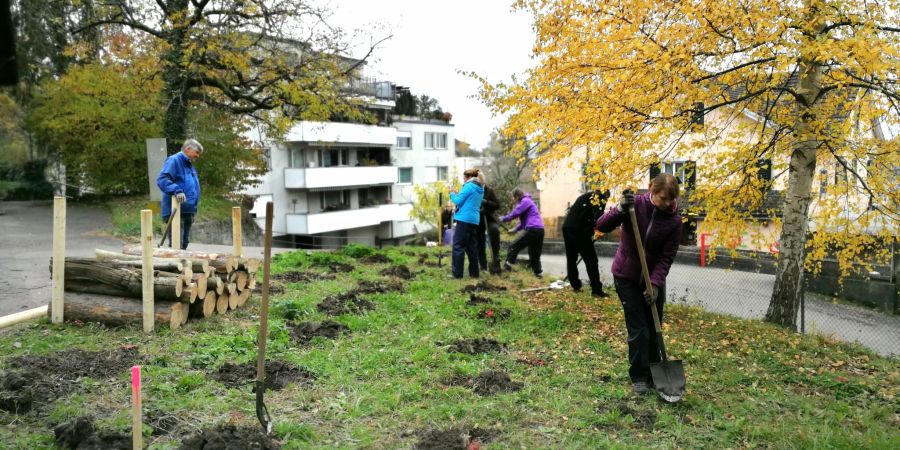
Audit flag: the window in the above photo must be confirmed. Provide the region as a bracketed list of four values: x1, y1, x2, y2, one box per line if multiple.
[320, 190, 348, 211]
[290, 148, 304, 168]
[319, 148, 349, 167]
[396, 131, 411, 149]
[424, 132, 447, 149]
[662, 161, 686, 184]
[436, 166, 448, 181]
[398, 167, 413, 184]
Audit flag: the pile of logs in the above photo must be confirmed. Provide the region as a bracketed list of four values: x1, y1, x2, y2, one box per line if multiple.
[50, 245, 260, 329]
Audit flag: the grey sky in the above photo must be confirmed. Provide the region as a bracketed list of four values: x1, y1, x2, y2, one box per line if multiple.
[330, 0, 536, 150]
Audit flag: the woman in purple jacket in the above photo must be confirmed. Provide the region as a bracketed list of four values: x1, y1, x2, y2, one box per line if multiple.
[595, 173, 682, 394]
[501, 188, 545, 277]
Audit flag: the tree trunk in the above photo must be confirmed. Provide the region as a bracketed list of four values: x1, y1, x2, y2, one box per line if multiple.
[765, 46, 823, 330]
[51, 293, 186, 329]
[162, 1, 191, 153]
[59, 260, 187, 301]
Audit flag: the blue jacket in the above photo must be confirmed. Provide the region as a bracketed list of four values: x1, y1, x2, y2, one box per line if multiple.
[157, 152, 201, 217]
[449, 179, 484, 225]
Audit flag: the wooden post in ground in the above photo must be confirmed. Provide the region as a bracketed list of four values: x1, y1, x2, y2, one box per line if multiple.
[140, 210, 155, 332]
[171, 196, 181, 250]
[232, 206, 242, 257]
[51, 196, 66, 323]
[131, 365, 142, 450]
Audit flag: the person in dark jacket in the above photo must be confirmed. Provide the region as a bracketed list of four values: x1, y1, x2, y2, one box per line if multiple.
[563, 189, 610, 297]
[596, 173, 682, 394]
[501, 189, 545, 277]
[475, 172, 502, 273]
[157, 139, 203, 249]
[449, 168, 485, 279]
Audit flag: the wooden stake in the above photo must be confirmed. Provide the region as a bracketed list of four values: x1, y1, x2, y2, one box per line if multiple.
[256, 202, 274, 399]
[232, 206, 242, 257]
[132, 365, 141, 450]
[51, 196, 66, 323]
[171, 196, 181, 250]
[141, 210, 154, 332]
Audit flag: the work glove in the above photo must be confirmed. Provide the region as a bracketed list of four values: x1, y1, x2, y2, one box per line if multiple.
[618, 189, 635, 212]
[644, 285, 658, 305]
[175, 192, 186, 204]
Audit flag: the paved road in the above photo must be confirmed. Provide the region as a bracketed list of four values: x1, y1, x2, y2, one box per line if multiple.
[2, 201, 896, 357]
[539, 254, 900, 357]
[0, 201, 124, 316]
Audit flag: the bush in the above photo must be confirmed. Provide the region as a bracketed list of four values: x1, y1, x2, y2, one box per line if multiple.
[340, 243, 376, 258]
[0, 159, 54, 200]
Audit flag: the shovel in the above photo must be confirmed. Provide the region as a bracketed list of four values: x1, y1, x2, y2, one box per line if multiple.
[628, 207, 685, 403]
[255, 201, 274, 433]
[437, 193, 444, 267]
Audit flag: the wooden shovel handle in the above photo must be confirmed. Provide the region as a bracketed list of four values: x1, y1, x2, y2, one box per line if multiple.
[627, 207, 663, 335]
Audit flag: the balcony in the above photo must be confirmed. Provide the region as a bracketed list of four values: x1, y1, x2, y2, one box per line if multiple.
[284, 166, 396, 189]
[285, 121, 396, 146]
[286, 203, 411, 235]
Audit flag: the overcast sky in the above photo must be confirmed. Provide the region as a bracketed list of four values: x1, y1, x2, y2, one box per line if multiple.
[328, 0, 536, 150]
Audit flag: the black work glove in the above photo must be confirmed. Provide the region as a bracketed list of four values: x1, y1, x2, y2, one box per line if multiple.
[643, 285, 658, 305]
[618, 189, 635, 212]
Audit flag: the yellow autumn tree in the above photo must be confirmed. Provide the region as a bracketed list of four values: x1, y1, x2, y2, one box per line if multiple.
[474, 0, 899, 330]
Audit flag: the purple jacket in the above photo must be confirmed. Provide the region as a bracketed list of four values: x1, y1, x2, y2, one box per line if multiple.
[596, 192, 681, 288]
[501, 193, 544, 232]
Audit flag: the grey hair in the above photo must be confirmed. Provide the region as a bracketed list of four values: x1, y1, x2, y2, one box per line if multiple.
[181, 138, 204, 153]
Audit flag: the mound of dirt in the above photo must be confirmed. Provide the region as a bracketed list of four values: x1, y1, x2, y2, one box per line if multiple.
[445, 338, 506, 355]
[272, 270, 335, 283]
[460, 281, 507, 293]
[288, 320, 350, 345]
[328, 262, 356, 272]
[53, 416, 131, 450]
[380, 265, 415, 279]
[597, 400, 658, 428]
[179, 424, 281, 450]
[356, 279, 405, 294]
[360, 254, 391, 264]
[414, 428, 499, 450]
[465, 294, 492, 306]
[0, 347, 143, 414]
[417, 254, 441, 267]
[210, 360, 315, 391]
[447, 370, 523, 396]
[316, 293, 376, 316]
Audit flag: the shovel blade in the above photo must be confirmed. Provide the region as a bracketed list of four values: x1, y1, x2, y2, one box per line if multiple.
[650, 359, 685, 403]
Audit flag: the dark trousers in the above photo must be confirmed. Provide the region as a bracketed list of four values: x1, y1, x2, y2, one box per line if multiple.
[162, 213, 195, 250]
[452, 221, 480, 278]
[476, 219, 501, 270]
[562, 227, 603, 294]
[506, 227, 544, 275]
[614, 277, 665, 384]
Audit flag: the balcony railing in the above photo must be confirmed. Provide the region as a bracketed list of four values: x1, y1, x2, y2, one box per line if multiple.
[285, 121, 396, 146]
[286, 203, 410, 235]
[284, 166, 397, 189]
[343, 77, 395, 100]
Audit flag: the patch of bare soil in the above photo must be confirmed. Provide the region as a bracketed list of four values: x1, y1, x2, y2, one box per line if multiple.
[356, 279, 405, 294]
[417, 254, 441, 267]
[596, 399, 658, 428]
[380, 265, 415, 279]
[146, 409, 187, 436]
[179, 424, 281, 450]
[465, 294, 492, 306]
[460, 281, 507, 293]
[446, 370, 523, 396]
[272, 270, 335, 283]
[316, 292, 376, 316]
[328, 262, 356, 272]
[414, 427, 500, 450]
[0, 347, 143, 414]
[209, 359, 314, 391]
[288, 320, 350, 345]
[360, 253, 391, 264]
[444, 338, 506, 355]
[53, 416, 131, 450]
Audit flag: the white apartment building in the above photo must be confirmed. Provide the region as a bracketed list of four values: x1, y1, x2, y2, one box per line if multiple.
[244, 98, 456, 248]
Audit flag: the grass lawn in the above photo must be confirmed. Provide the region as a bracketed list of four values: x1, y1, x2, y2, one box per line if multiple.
[108, 195, 239, 239]
[0, 245, 897, 449]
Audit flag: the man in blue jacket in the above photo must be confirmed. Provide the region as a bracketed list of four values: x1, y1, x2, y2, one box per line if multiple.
[157, 139, 203, 250]
[449, 168, 485, 279]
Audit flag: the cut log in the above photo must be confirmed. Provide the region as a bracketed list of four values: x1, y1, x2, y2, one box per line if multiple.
[184, 282, 199, 304]
[51, 293, 185, 329]
[247, 276, 257, 291]
[215, 293, 228, 314]
[65, 279, 192, 303]
[181, 266, 194, 285]
[121, 244, 220, 261]
[210, 276, 224, 295]
[191, 273, 208, 298]
[59, 260, 187, 301]
[61, 256, 183, 273]
[228, 290, 240, 310]
[237, 289, 251, 307]
[234, 271, 248, 291]
[203, 292, 216, 317]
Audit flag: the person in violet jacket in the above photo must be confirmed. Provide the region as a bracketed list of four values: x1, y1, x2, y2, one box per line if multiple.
[501, 188, 545, 277]
[449, 168, 485, 279]
[596, 173, 682, 395]
[157, 139, 203, 249]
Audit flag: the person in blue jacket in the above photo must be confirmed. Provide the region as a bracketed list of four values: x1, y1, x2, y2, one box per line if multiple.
[449, 168, 485, 279]
[157, 139, 203, 249]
